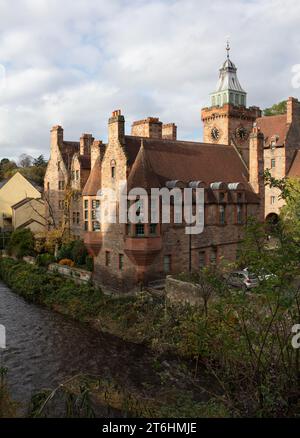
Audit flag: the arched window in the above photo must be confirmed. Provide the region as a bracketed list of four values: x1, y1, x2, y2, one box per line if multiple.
[111, 159, 116, 179]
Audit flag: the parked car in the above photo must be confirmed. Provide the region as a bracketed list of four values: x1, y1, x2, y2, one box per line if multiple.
[226, 270, 259, 290]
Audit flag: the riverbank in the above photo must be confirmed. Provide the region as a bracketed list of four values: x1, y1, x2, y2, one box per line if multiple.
[0, 257, 227, 418]
[1, 257, 299, 417]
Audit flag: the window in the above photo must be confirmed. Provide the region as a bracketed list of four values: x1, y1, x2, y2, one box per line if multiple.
[111, 166, 116, 179]
[71, 171, 75, 180]
[119, 254, 124, 271]
[84, 200, 89, 209]
[92, 210, 97, 220]
[237, 205, 243, 224]
[84, 221, 88, 231]
[92, 221, 100, 232]
[163, 255, 171, 273]
[271, 141, 276, 150]
[241, 95, 245, 106]
[219, 192, 225, 202]
[47, 182, 50, 191]
[75, 170, 79, 181]
[58, 161, 61, 170]
[212, 96, 215, 106]
[271, 158, 276, 168]
[76, 212, 80, 224]
[135, 223, 145, 236]
[210, 248, 217, 264]
[237, 192, 243, 202]
[84, 210, 88, 220]
[72, 212, 76, 224]
[150, 224, 157, 235]
[270, 196, 276, 205]
[58, 181, 65, 191]
[199, 251, 206, 268]
[219, 205, 225, 224]
[105, 251, 111, 267]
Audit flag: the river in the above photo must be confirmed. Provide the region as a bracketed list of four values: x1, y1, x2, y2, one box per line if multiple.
[0, 281, 161, 416]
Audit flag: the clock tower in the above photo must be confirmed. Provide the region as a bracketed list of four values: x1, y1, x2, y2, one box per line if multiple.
[201, 43, 261, 167]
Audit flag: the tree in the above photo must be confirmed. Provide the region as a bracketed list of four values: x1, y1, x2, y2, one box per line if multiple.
[263, 100, 287, 116]
[33, 155, 47, 168]
[18, 154, 33, 168]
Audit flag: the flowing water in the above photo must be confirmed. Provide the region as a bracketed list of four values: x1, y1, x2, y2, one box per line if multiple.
[0, 281, 160, 415]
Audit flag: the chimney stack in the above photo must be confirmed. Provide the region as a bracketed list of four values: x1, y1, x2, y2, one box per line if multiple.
[90, 140, 102, 169]
[131, 117, 162, 139]
[249, 126, 265, 220]
[80, 133, 94, 156]
[162, 123, 177, 140]
[287, 97, 300, 124]
[50, 125, 64, 149]
[108, 110, 125, 144]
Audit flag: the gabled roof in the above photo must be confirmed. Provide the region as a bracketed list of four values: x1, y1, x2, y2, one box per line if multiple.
[125, 136, 258, 203]
[256, 114, 288, 147]
[82, 157, 101, 196]
[11, 197, 44, 210]
[0, 172, 43, 193]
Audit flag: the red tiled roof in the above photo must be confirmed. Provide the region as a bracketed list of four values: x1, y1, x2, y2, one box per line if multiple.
[126, 137, 258, 202]
[78, 154, 91, 170]
[288, 150, 300, 178]
[82, 157, 101, 196]
[126, 136, 249, 185]
[256, 114, 288, 147]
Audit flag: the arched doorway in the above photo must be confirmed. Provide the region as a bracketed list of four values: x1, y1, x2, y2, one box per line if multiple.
[265, 213, 279, 236]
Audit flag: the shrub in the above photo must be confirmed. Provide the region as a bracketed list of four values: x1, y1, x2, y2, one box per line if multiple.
[36, 253, 56, 267]
[71, 240, 88, 266]
[86, 255, 94, 272]
[57, 242, 74, 261]
[8, 228, 35, 259]
[59, 259, 75, 267]
[57, 240, 88, 266]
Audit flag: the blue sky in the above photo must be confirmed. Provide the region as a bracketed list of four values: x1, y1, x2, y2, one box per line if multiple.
[0, 0, 299, 160]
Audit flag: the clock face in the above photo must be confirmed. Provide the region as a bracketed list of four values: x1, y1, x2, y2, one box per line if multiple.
[235, 126, 249, 142]
[211, 127, 220, 141]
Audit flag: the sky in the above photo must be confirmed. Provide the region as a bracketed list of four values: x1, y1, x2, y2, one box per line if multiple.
[0, 0, 300, 161]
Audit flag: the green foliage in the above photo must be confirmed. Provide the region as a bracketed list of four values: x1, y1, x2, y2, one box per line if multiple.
[263, 100, 287, 116]
[86, 255, 94, 272]
[71, 240, 88, 266]
[36, 253, 56, 267]
[8, 228, 35, 259]
[57, 240, 89, 267]
[0, 366, 18, 417]
[0, 258, 103, 320]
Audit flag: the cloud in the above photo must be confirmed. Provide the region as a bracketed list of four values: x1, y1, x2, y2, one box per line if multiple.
[0, 0, 299, 159]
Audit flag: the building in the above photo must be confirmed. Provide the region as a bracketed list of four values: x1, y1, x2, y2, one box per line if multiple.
[0, 172, 43, 232]
[81, 111, 260, 291]
[12, 198, 45, 234]
[202, 43, 300, 221]
[44, 127, 92, 238]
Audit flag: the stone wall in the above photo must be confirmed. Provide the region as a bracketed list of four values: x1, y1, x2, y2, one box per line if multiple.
[165, 276, 203, 306]
[48, 263, 92, 284]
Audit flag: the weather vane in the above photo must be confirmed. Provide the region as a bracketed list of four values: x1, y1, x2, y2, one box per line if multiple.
[226, 40, 230, 59]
